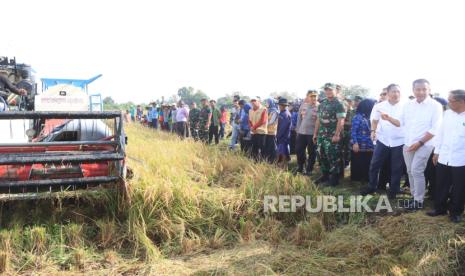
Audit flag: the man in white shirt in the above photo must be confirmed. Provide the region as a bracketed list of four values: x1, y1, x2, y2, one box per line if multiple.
[370, 87, 392, 189]
[385, 79, 443, 209]
[428, 90, 465, 223]
[361, 84, 404, 198]
[175, 100, 190, 138]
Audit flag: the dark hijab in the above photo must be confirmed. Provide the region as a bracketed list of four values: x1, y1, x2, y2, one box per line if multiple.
[356, 98, 377, 118]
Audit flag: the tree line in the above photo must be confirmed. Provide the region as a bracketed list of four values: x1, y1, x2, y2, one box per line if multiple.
[103, 85, 370, 111]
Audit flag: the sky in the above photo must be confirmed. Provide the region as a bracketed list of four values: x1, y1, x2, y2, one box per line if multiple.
[2, 0, 464, 103]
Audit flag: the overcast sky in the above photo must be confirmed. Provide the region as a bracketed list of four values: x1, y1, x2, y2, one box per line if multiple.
[2, 0, 464, 103]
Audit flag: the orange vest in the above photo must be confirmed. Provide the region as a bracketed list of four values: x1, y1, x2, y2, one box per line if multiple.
[249, 106, 268, 135]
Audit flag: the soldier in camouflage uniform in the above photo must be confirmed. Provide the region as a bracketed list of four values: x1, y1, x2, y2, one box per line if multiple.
[312, 83, 346, 186]
[189, 102, 201, 141]
[198, 98, 212, 143]
[342, 97, 355, 169]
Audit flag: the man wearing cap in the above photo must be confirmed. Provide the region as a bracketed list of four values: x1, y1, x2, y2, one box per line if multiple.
[249, 97, 268, 160]
[238, 99, 253, 154]
[313, 83, 346, 186]
[198, 98, 212, 143]
[209, 100, 221, 144]
[295, 90, 319, 175]
[189, 102, 201, 141]
[162, 104, 170, 131]
[276, 98, 292, 169]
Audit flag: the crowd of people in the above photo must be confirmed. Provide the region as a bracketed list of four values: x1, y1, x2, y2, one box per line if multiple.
[128, 79, 465, 223]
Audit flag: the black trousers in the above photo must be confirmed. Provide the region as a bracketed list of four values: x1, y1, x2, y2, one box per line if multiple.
[251, 134, 266, 161]
[368, 142, 403, 194]
[241, 139, 252, 156]
[295, 134, 317, 172]
[351, 151, 373, 182]
[208, 125, 219, 144]
[425, 152, 436, 196]
[378, 153, 391, 189]
[264, 135, 277, 163]
[176, 121, 188, 138]
[290, 130, 297, 155]
[434, 163, 465, 216]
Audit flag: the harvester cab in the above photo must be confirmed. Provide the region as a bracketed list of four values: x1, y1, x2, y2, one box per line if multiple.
[0, 57, 127, 200]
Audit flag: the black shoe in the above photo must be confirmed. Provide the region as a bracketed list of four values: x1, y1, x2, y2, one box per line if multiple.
[296, 166, 303, 174]
[314, 174, 329, 184]
[360, 187, 376, 196]
[449, 215, 462, 223]
[388, 192, 397, 199]
[426, 210, 447, 217]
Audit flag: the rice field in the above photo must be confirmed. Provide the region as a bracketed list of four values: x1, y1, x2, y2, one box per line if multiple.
[0, 123, 463, 275]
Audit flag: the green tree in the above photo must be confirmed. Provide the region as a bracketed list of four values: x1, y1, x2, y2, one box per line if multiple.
[341, 85, 370, 99]
[177, 87, 195, 100]
[176, 86, 209, 106]
[268, 91, 298, 101]
[103, 96, 119, 110]
[217, 92, 251, 108]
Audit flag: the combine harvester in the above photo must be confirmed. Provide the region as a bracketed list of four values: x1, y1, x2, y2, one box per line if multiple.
[0, 56, 127, 200]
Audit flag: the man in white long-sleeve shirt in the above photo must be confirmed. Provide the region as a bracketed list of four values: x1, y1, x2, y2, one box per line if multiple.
[361, 84, 404, 198]
[428, 90, 465, 223]
[382, 79, 443, 209]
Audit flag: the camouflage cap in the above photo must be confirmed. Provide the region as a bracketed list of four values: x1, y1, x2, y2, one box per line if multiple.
[323, 83, 336, 90]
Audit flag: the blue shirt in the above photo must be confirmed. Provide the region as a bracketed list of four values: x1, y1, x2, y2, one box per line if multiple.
[240, 104, 252, 131]
[351, 113, 374, 151]
[277, 109, 291, 144]
[291, 111, 298, 131]
[150, 108, 159, 120]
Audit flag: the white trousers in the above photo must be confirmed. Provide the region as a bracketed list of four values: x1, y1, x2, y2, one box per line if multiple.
[403, 145, 434, 203]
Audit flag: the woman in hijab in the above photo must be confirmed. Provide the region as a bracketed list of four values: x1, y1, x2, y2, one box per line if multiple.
[264, 98, 278, 163]
[350, 98, 377, 182]
[239, 102, 253, 155]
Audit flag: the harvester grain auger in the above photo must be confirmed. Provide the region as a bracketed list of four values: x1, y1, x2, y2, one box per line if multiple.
[0, 111, 128, 200]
